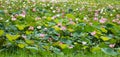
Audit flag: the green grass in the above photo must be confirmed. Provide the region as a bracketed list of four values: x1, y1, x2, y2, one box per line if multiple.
[0, 49, 119, 57]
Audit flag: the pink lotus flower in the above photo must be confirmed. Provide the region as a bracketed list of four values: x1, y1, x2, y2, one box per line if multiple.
[89, 22, 93, 26]
[22, 35, 27, 39]
[112, 19, 117, 22]
[57, 8, 61, 13]
[94, 17, 98, 21]
[11, 17, 16, 21]
[95, 10, 99, 14]
[57, 23, 62, 26]
[48, 38, 53, 41]
[69, 45, 74, 49]
[117, 21, 120, 24]
[28, 26, 34, 30]
[109, 44, 115, 48]
[112, 19, 119, 23]
[14, 14, 19, 18]
[60, 26, 67, 30]
[59, 42, 63, 45]
[19, 14, 25, 17]
[56, 34, 60, 37]
[69, 21, 75, 25]
[19, 11, 26, 17]
[52, 16, 57, 19]
[40, 34, 45, 38]
[32, 8, 36, 12]
[62, 11, 65, 18]
[83, 17, 89, 22]
[116, 14, 120, 18]
[95, 13, 98, 16]
[35, 17, 41, 21]
[91, 31, 96, 36]
[108, 5, 113, 9]
[99, 18, 107, 24]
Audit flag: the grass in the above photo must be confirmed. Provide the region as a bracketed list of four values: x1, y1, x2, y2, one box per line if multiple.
[0, 49, 120, 57]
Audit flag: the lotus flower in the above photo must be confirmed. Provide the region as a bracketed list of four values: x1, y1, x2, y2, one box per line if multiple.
[28, 26, 34, 30]
[82, 41, 87, 45]
[19, 11, 26, 17]
[60, 26, 66, 30]
[94, 17, 98, 21]
[117, 21, 120, 24]
[32, 8, 36, 12]
[11, 17, 16, 21]
[99, 18, 107, 24]
[91, 31, 96, 36]
[109, 44, 115, 48]
[40, 34, 45, 38]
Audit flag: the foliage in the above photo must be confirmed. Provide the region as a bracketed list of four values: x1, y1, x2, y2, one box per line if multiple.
[0, 0, 120, 56]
